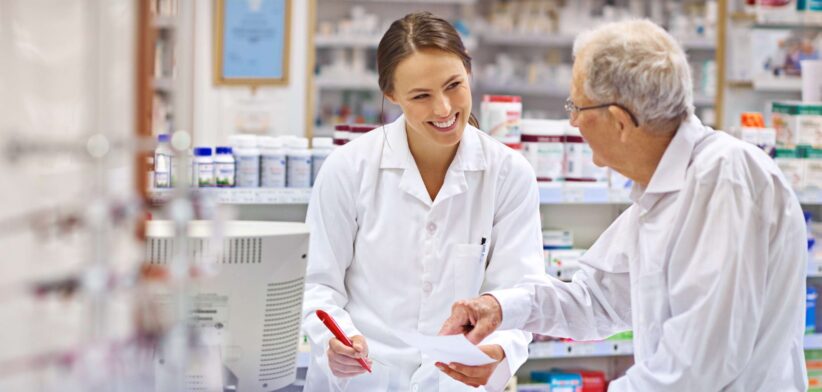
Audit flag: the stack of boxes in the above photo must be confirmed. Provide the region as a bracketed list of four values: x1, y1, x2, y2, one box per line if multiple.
[771, 102, 822, 190]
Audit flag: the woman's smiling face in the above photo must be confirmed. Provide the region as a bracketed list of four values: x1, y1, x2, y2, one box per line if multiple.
[385, 48, 473, 147]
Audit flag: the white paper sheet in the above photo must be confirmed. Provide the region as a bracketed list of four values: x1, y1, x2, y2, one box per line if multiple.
[393, 330, 496, 366]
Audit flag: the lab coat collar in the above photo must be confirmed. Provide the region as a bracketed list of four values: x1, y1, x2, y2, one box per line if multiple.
[379, 115, 488, 171]
[632, 115, 708, 209]
[379, 115, 410, 169]
[379, 115, 487, 207]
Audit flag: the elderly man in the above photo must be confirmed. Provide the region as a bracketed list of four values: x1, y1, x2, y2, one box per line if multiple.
[438, 19, 808, 390]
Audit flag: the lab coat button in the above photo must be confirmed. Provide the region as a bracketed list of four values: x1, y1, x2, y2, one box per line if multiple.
[412, 384, 419, 392]
[426, 222, 437, 234]
[422, 282, 433, 294]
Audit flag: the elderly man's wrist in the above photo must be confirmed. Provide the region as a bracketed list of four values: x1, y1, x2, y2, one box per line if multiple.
[480, 294, 503, 323]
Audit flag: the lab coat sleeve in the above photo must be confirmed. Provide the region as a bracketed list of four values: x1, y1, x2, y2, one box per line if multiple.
[478, 153, 545, 391]
[300, 152, 362, 375]
[490, 206, 633, 340]
[491, 263, 632, 341]
[609, 172, 772, 391]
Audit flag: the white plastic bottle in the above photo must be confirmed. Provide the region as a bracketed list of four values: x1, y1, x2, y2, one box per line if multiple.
[564, 127, 587, 181]
[286, 137, 312, 188]
[214, 146, 236, 188]
[311, 137, 333, 185]
[229, 135, 260, 188]
[520, 119, 565, 182]
[154, 134, 172, 188]
[259, 136, 287, 188]
[192, 147, 214, 188]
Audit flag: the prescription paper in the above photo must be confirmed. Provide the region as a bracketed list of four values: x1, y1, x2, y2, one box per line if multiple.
[394, 329, 496, 366]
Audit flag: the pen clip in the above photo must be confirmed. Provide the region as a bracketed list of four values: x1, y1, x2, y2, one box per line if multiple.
[479, 237, 489, 269]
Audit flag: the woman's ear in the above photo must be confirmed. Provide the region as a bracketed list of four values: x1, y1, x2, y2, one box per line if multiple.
[384, 91, 398, 105]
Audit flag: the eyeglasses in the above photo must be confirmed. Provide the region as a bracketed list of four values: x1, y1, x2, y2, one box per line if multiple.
[564, 97, 640, 127]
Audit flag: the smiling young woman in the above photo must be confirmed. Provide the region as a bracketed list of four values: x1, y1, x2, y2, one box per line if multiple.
[300, 12, 545, 392]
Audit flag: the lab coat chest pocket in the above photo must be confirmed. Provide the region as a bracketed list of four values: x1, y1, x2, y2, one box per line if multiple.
[450, 244, 485, 300]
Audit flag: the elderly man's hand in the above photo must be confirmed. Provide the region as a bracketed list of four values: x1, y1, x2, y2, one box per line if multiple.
[438, 294, 503, 344]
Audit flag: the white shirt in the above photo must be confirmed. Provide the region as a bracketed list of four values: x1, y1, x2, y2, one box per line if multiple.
[493, 116, 808, 391]
[302, 115, 545, 391]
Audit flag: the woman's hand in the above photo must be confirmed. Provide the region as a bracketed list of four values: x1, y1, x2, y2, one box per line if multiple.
[435, 344, 505, 387]
[326, 335, 372, 378]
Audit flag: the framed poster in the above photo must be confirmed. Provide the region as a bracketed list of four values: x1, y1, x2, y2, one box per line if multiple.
[214, 0, 290, 85]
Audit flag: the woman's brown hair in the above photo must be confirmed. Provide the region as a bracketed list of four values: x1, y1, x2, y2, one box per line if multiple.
[376, 11, 479, 128]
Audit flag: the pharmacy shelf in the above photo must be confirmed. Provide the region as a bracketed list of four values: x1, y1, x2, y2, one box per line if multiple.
[530, 334, 822, 360]
[479, 32, 576, 47]
[315, 76, 379, 91]
[752, 21, 822, 30]
[539, 184, 631, 204]
[529, 339, 633, 359]
[540, 183, 822, 206]
[796, 189, 822, 205]
[314, 34, 477, 50]
[149, 185, 627, 205]
[149, 188, 312, 205]
[314, 126, 336, 137]
[315, 35, 381, 48]
[807, 334, 822, 350]
[808, 260, 822, 278]
[476, 80, 569, 98]
[678, 37, 716, 51]
[477, 79, 711, 105]
[345, 0, 476, 3]
[477, 31, 713, 51]
[559, 258, 822, 280]
[751, 75, 802, 92]
[148, 183, 822, 207]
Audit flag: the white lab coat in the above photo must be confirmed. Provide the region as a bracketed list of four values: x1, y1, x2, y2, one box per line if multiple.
[493, 115, 808, 391]
[301, 115, 544, 391]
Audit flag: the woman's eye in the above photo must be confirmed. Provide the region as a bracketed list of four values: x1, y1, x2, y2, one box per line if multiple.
[413, 94, 428, 100]
[447, 82, 460, 90]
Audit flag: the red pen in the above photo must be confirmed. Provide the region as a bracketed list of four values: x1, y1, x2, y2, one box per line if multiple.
[315, 310, 372, 373]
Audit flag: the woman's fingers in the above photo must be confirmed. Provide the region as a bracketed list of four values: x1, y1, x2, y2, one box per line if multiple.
[326, 336, 372, 378]
[435, 362, 482, 388]
[328, 338, 361, 357]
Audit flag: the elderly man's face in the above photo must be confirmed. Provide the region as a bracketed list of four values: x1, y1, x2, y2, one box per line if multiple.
[569, 58, 624, 169]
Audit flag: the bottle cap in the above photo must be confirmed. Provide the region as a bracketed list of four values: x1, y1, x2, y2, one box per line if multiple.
[194, 147, 213, 156]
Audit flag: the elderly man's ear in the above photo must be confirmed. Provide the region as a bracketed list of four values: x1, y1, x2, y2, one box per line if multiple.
[608, 105, 635, 143]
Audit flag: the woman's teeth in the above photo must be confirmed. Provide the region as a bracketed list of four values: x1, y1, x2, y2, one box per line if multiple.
[432, 116, 456, 128]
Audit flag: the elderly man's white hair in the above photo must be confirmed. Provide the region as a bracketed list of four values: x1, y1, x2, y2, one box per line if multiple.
[572, 19, 694, 131]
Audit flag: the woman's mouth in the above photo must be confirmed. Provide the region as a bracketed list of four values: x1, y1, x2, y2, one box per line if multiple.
[428, 113, 459, 132]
